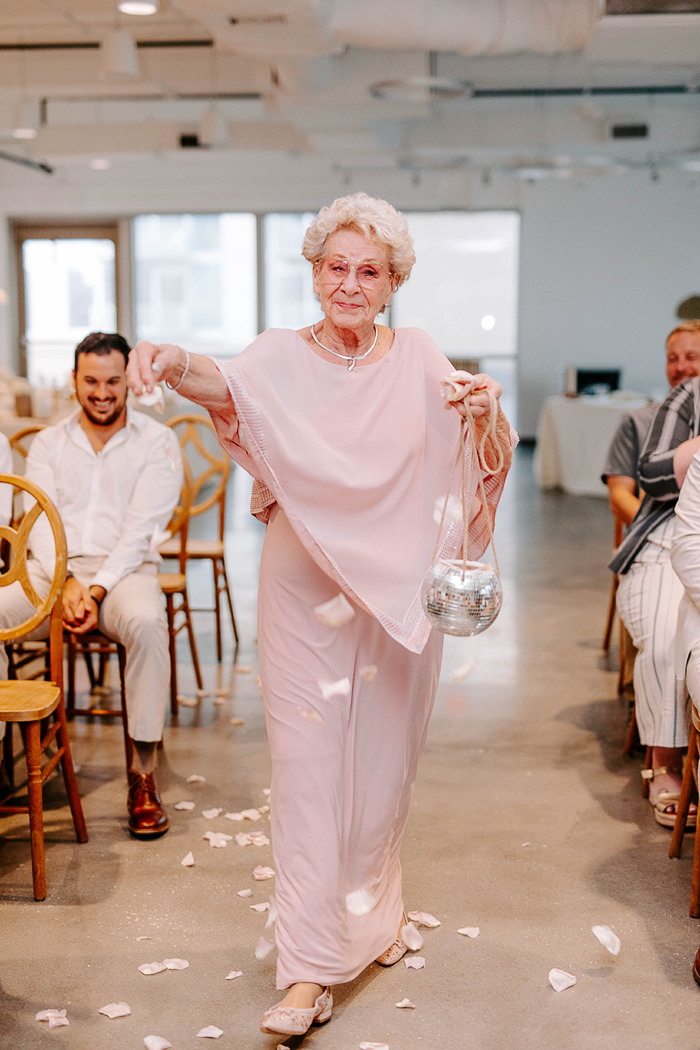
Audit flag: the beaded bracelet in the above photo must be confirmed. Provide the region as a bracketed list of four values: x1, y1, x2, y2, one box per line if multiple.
[166, 350, 190, 392]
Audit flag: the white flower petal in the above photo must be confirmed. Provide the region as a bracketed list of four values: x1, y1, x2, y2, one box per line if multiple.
[203, 808, 223, 819]
[457, 927, 480, 938]
[296, 707, 325, 725]
[548, 968, 577, 992]
[319, 677, 351, 700]
[250, 902, 270, 912]
[255, 935, 275, 960]
[225, 970, 243, 980]
[592, 925, 621, 956]
[346, 889, 376, 916]
[203, 831, 232, 848]
[99, 1002, 131, 1018]
[237, 889, 252, 898]
[241, 808, 261, 821]
[139, 962, 167, 975]
[138, 387, 165, 412]
[229, 717, 245, 726]
[187, 774, 206, 784]
[253, 865, 275, 880]
[236, 832, 253, 846]
[263, 788, 271, 796]
[314, 593, 355, 627]
[404, 956, 426, 969]
[175, 801, 196, 811]
[359, 1043, 390, 1049]
[407, 911, 441, 928]
[360, 665, 378, 681]
[163, 958, 189, 970]
[250, 833, 270, 846]
[181, 852, 195, 867]
[259, 804, 270, 814]
[177, 695, 197, 707]
[196, 689, 210, 699]
[48, 1016, 70, 1028]
[215, 687, 230, 697]
[225, 811, 244, 821]
[234, 666, 252, 674]
[395, 998, 415, 1009]
[136, 936, 151, 941]
[144, 1037, 172, 1050]
[451, 660, 475, 682]
[196, 1025, 223, 1038]
[400, 922, 424, 951]
[36, 1009, 67, 1021]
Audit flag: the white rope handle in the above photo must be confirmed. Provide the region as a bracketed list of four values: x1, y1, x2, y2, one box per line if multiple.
[432, 389, 502, 576]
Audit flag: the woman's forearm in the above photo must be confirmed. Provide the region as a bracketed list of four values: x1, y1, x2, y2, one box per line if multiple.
[674, 435, 700, 488]
[127, 340, 231, 413]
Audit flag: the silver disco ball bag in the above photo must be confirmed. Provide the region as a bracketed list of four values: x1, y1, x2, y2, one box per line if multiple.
[422, 558, 502, 637]
[422, 392, 504, 637]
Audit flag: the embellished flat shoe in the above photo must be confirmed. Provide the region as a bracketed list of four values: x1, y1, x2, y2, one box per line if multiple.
[375, 937, 408, 966]
[260, 986, 333, 1036]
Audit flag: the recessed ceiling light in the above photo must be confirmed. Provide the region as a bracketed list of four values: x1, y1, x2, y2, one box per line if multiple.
[481, 315, 496, 331]
[89, 158, 111, 170]
[118, 1, 158, 13]
[370, 76, 473, 104]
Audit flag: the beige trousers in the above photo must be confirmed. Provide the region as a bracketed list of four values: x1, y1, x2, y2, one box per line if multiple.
[0, 556, 170, 743]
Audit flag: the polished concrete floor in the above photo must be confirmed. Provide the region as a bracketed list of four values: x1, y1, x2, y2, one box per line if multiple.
[2, 447, 700, 1050]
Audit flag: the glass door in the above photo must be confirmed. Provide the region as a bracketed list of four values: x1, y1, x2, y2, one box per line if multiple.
[14, 223, 121, 385]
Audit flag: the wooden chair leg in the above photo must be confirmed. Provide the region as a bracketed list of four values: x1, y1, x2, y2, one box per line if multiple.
[22, 720, 47, 901]
[182, 592, 204, 691]
[642, 743, 654, 797]
[212, 558, 223, 663]
[671, 724, 698, 858]
[166, 594, 178, 717]
[54, 700, 88, 844]
[66, 634, 77, 717]
[690, 807, 700, 918]
[623, 702, 639, 757]
[219, 557, 239, 646]
[603, 574, 619, 652]
[2, 724, 14, 792]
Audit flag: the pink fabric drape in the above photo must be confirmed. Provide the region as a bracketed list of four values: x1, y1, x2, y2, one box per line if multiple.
[210, 327, 513, 654]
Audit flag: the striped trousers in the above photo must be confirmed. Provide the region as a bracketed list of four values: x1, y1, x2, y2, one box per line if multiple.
[616, 542, 689, 749]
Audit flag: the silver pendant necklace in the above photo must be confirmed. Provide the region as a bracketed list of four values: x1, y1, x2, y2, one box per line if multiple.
[311, 323, 379, 372]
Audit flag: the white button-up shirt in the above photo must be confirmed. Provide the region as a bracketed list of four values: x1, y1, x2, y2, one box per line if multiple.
[26, 407, 183, 592]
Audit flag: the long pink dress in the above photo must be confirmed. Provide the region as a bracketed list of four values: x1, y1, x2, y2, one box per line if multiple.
[210, 327, 513, 988]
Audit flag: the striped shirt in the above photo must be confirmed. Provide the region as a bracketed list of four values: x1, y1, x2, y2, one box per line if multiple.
[610, 375, 700, 574]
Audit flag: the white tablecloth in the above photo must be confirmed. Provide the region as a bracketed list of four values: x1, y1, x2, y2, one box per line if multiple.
[533, 395, 649, 497]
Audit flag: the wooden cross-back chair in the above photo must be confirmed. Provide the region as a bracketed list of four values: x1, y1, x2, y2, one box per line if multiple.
[158, 461, 204, 712]
[159, 413, 238, 662]
[669, 708, 700, 915]
[0, 472, 87, 900]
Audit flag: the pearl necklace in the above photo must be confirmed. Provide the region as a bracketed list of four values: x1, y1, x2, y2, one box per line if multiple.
[311, 323, 378, 372]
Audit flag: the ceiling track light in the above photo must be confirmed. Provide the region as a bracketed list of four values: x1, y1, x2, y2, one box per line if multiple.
[369, 76, 474, 104]
[100, 29, 140, 79]
[12, 100, 39, 139]
[117, 1, 159, 14]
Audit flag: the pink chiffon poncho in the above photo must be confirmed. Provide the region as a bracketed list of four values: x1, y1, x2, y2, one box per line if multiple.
[209, 327, 513, 988]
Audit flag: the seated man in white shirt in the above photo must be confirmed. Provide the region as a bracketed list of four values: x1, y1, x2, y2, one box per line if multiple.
[0, 332, 182, 838]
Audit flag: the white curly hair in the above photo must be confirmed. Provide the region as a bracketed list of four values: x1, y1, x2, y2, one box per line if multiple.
[301, 192, 416, 288]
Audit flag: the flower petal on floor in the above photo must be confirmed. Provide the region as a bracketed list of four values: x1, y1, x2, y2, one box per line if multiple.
[548, 969, 576, 992]
[592, 925, 621, 955]
[99, 1002, 131, 1018]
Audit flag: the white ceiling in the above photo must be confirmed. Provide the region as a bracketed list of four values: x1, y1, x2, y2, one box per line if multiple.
[2, 1, 700, 182]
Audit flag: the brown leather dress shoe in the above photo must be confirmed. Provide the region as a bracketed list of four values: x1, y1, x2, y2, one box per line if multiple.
[127, 771, 169, 838]
[693, 949, 700, 987]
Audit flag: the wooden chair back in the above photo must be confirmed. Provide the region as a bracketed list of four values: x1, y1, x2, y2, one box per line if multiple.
[0, 472, 67, 685]
[166, 413, 230, 541]
[165, 461, 194, 576]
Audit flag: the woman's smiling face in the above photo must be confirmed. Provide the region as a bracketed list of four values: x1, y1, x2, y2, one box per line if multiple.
[313, 228, 395, 332]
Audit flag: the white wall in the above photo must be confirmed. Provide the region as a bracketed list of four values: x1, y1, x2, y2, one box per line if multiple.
[0, 151, 697, 436]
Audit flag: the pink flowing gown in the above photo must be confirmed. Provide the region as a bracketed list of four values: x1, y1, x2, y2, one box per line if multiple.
[209, 328, 514, 988]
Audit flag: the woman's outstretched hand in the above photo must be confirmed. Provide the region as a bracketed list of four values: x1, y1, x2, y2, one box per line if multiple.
[441, 371, 502, 423]
[127, 340, 187, 397]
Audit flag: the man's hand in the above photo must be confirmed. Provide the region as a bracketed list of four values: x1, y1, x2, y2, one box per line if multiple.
[62, 577, 100, 634]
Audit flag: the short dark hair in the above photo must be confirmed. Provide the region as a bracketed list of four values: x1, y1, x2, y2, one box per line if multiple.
[74, 332, 130, 372]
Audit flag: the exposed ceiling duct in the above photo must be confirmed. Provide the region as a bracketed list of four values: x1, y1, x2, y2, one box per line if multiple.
[330, 0, 603, 55]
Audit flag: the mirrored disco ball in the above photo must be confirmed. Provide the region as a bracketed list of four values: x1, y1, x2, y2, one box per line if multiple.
[421, 558, 502, 636]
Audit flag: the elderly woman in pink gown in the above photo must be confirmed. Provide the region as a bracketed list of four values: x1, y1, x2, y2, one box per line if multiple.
[127, 192, 514, 1037]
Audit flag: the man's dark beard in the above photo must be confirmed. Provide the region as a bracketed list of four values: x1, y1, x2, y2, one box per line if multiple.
[81, 400, 125, 428]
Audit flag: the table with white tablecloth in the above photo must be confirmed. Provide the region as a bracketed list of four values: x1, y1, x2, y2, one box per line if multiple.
[533, 395, 650, 497]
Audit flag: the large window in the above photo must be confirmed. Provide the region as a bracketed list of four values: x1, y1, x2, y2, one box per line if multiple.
[263, 213, 319, 330]
[15, 223, 120, 385]
[133, 214, 257, 359]
[393, 211, 520, 424]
